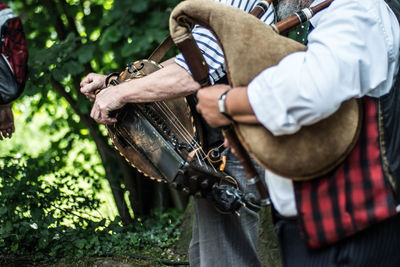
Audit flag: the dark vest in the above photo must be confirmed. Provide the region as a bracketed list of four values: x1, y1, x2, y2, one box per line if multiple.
[292, 0, 400, 248]
[381, 0, 400, 203]
[294, 97, 398, 248]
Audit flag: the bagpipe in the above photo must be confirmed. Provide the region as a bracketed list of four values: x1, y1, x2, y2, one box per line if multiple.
[102, 0, 361, 213]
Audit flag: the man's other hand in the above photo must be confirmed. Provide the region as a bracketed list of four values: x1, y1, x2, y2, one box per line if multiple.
[80, 73, 107, 101]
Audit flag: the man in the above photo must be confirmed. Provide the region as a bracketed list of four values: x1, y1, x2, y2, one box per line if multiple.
[196, 0, 400, 265]
[80, 1, 273, 266]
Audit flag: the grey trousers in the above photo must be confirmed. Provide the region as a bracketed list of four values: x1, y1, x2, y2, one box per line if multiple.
[189, 149, 263, 267]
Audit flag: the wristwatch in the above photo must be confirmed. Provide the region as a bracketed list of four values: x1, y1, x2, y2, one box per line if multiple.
[218, 90, 233, 120]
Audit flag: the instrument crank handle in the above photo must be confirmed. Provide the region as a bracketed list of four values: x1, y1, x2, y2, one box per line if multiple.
[211, 184, 262, 214]
[222, 125, 270, 205]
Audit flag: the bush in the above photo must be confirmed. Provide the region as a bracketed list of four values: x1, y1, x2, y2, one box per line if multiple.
[0, 154, 183, 263]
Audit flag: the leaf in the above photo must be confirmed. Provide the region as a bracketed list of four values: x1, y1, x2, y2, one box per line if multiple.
[52, 68, 65, 82]
[31, 207, 42, 221]
[102, 27, 122, 43]
[3, 221, 13, 234]
[0, 206, 8, 216]
[74, 239, 87, 249]
[77, 44, 96, 64]
[63, 61, 85, 76]
[130, 1, 149, 13]
[121, 43, 135, 58]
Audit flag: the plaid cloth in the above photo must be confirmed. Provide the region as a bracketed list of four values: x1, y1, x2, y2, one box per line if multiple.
[294, 97, 398, 248]
[0, 3, 28, 87]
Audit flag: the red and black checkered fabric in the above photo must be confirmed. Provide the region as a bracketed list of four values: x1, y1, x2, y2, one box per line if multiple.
[294, 97, 398, 249]
[0, 3, 28, 87]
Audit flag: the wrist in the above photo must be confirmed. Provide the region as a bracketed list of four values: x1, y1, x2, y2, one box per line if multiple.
[218, 90, 233, 121]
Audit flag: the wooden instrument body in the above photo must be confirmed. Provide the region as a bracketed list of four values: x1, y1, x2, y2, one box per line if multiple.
[105, 60, 241, 201]
[106, 60, 199, 182]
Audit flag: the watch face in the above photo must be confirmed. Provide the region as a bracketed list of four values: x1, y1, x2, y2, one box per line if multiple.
[218, 91, 232, 120]
[218, 96, 226, 113]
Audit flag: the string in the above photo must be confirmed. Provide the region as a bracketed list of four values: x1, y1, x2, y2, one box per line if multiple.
[153, 101, 215, 170]
[106, 101, 216, 174]
[107, 65, 218, 172]
[129, 67, 213, 168]
[155, 102, 208, 168]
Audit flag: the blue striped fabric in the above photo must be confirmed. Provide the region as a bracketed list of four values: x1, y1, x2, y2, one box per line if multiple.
[175, 0, 275, 84]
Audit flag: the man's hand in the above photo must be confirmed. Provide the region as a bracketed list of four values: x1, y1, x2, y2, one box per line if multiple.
[80, 73, 107, 101]
[0, 103, 15, 140]
[90, 86, 125, 125]
[196, 84, 232, 128]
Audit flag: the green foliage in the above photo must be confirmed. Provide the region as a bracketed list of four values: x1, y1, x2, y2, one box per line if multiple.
[12, 0, 180, 106]
[0, 154, 183, 262]
[4, 0, 180, 155]
[0, 0, 184, 262]
[0, 153, 100, 260]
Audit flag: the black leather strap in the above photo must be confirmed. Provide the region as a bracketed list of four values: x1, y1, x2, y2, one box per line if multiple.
[218, 90, 233, 120]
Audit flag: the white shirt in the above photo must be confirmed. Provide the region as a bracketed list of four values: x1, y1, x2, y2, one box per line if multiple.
[248, 0, 400, 216]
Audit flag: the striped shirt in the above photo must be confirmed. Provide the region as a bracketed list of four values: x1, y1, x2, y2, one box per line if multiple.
[175, 0, 275, 84]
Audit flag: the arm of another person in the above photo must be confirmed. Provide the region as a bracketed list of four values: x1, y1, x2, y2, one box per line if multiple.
[0, 103, 14, 140]
[82, 59, 201, 125]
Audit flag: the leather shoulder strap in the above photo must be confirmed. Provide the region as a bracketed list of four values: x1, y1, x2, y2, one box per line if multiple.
[148, 35, 174, 63]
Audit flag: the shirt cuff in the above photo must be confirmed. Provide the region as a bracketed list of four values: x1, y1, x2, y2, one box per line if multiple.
[247, 69, 302, 136]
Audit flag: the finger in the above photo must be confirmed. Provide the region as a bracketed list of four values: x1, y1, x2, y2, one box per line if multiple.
[80, 73, 94, 87]
[85, 93, 95, 102]
[81, 83, 94, 94]
[6, 128, 13, 138]
[80, 79, 88, 88]
[195, 103, 202, 114]
[95, 115, 116, 125]
[195, 89, 205, 101]
[99, 110, 117, 125]
[90, 104, 100, 122]
[90, 105, 97, 120]
[89, 93, 96, 101]
[90, 106, 111, 125]
[103, 117, 118, 125]
[223, 138, 230, 148]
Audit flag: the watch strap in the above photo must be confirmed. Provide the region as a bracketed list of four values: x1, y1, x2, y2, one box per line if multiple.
[218, 90, 233, 121]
